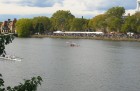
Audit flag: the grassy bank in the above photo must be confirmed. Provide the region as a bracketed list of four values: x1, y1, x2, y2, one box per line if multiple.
[30, 34, 140, 42]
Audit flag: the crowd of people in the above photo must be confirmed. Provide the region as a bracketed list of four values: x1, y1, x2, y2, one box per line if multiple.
[51, 32, 140, 40]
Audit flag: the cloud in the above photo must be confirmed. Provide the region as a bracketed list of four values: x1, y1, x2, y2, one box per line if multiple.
[1, 0, 63, 7]
[0, 0, 138, 20]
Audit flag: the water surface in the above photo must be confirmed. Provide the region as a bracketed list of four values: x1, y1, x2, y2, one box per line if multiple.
[0, 38, 140, 91]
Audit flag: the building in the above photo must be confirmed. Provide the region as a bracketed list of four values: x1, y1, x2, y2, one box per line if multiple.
[0, 18, 17, 34]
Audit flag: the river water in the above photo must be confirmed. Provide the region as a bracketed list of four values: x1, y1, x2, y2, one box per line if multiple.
[0, 38, 140, 91]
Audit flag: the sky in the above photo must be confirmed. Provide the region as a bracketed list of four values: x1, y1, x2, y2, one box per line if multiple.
[0, 0, 137, 21]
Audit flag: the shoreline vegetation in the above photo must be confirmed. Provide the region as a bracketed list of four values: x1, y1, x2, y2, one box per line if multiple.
[14, 6, 140, 42]
[30, 34, 140, 42]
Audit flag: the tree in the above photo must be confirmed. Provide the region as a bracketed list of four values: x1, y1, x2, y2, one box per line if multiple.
[121, 23, 131, 33]
[106, 7, 125, 18]
[0, 74, 42, 91]
[35, 23, 40, 33]
[134, 12, 140, 33]
[33, 16, 51, 34]
[89, 14, 107, 32]
[104, 6, 125, 32]
[51, 10, 75, 31]
[34, 23, 45, 34]
[16, 18, 33, 37]
[0, 34, 14, 56]
[106, 16, 122, 32]
[70, 18, 89, 31]
[121, 16, 135, 33]
[121, 13, 140, 33]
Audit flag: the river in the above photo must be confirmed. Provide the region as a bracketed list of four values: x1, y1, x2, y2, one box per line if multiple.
[0, 38, 140, 91]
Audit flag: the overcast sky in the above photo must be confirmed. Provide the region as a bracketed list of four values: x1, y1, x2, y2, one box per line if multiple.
[0, 0, 137, 21]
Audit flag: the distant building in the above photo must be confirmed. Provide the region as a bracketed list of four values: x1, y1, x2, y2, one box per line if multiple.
[0, 18, 17, 34]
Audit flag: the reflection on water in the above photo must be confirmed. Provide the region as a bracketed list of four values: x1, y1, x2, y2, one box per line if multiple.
[0, 38, 140, 91]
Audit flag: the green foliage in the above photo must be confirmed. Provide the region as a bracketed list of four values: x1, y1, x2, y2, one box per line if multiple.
[105, 7, 125, 32]
[70, 18, 88, 31]
[106, 16, 122, 32]
[134, 13, 140, 33]
[89, 7, 125, 33]
[121, 16, 135, 33]
[121, 23, 131, 33]
[137, 26, 140, 33]
[89, 14, 107, 32]
[33, 16, 51, 34]
[0, 74, 42, 91]
[0, 34, 14, 55]
[0, 74, 5, 91]
[121, 13, 140, 33]
[16, 18, 33, 37]
[12, 7, 140, 34]
[51, 10, 75, 31]
[34, 23, 45, 34]
[106, 7, 125, 18]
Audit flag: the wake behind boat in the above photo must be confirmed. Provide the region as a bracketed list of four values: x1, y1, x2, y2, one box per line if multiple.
[0, 55, 22, 61]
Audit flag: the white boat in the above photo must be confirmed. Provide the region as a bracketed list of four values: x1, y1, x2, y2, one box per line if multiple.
[0, 55, 22, 61]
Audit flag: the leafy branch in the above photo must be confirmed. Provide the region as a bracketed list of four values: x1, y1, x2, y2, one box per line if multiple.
[0, 74, 43, 91]
[0, 34, 14, 56]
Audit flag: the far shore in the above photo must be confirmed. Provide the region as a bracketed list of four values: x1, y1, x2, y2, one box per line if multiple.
[30, 34, 140, 42]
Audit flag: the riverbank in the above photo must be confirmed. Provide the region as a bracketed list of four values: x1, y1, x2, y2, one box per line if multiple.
[30, 34, 140, 42]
